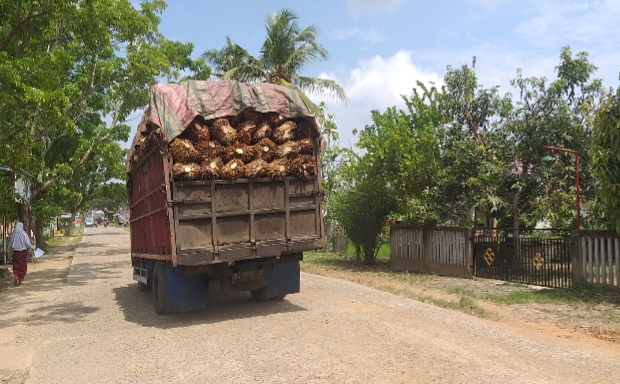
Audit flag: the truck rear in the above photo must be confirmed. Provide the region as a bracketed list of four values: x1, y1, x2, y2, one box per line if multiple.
[126, 80, 325, 314]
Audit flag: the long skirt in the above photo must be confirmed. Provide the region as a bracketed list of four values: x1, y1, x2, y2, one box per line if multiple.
[12, 250, 28, 282]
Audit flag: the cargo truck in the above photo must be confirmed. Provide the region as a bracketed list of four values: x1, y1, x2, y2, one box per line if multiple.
[126, 80, 325, 314]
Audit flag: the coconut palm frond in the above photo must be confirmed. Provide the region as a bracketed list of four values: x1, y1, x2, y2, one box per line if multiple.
[203, 36, 253, 79]
[282, 43, 329, 77]
[261, 10, 300, 74]
[223, 59, 267, 83]
[296, 76, 347, 103]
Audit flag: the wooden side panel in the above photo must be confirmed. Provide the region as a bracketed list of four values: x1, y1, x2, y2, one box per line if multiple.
[252, 182, 285, 210]
[215, 184, 249, 213]
[129, 152, 171, 260]
[216, 216, 250, 245]
[254, 213, 286, 241]
[172, 176, 323, 263]
[290, 210, 318, 237]
[178, 219, 213, 249]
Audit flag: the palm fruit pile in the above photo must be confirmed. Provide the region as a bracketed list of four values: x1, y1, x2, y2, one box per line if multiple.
[168, 110, 317, 181]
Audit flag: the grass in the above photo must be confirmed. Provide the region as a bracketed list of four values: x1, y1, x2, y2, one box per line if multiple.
[344, 243, 391, 259]
[301, 250, 620, 322]
[46, 225, 84, 249]
[302, 251, 492, 317]
[447, 280, 620, 306]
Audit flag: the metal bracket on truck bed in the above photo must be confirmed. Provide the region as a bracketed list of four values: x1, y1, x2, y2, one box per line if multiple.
[133, 266, 149, 284]
[251, 237, 257, 257]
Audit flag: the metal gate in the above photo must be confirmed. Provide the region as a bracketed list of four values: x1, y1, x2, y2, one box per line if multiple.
[474, 229, 572, 288]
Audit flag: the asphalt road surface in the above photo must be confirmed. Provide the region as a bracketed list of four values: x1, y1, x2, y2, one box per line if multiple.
[3, 227, 620, 383]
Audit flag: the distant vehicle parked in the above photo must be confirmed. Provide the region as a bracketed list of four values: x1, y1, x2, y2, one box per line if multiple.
[85, 217, 94, 227]
[116, 215, 126, 227]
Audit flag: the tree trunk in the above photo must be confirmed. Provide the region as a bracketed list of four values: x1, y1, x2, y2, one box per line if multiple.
[512, 189, 522, 259]
[34, 221, 45, 249]
[363, 240, 375, 263]
[474, 207, 479, 228]
[512, 189, 522, 230]
[65, 210, 76, 236]
[18, 203, 31, 235]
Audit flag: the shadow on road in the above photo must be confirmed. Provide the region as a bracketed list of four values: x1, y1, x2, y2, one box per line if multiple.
[21, 301, 100, 327]
[113, 284, 307, 329]
[63, 260, 129, 287]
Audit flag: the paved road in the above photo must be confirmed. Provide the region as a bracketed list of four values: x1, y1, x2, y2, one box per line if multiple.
[4, 227, 620, 383]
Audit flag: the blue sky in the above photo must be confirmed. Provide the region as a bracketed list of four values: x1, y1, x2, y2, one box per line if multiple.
[125, 0, 620, 148]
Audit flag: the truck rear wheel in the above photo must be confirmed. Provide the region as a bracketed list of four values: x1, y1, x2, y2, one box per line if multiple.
[152, 262, 168, 314]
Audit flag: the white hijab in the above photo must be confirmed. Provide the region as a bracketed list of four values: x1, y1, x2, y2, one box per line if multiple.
[8, 222, 33, 251]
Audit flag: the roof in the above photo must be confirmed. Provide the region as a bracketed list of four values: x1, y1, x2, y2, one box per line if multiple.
[126, 80, 317, 172]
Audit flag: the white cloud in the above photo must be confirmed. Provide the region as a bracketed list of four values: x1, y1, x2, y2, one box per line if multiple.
[512, 0, 620, 47]
[312, 50, 442, 147]
[344, 50, 442, 104]
[346, 0, 404, 15]
[332, 28, 385, 44]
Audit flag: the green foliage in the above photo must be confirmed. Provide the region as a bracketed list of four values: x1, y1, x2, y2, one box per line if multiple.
[0, 171, 17, 219]
[356, 83, 444, 202]
[87, 183, 129, 212]
[316, 103, 350, 250]
[331, 153, 398, 263]
[0, 0, 205, 230]
[62, 141, 127, 214]
[354, 68, 510, 227]
[355, 83, 445, 225]
[435, 66, 512, 226]
[592, 88, 620, 232]
[348, 47, 605, 231]
[501, 47, 603, 229]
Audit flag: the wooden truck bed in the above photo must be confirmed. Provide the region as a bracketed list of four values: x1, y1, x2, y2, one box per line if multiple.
[129, 150, 324, 267]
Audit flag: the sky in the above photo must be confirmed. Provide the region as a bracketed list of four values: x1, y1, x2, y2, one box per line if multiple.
[125, 0, 620, 149]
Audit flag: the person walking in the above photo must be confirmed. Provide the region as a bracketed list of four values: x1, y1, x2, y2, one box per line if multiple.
[8, 222, 35, 286]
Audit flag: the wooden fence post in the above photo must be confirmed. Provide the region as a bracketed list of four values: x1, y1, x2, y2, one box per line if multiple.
[423, 228, 432, 268]
[466, 228, 474, 276]
[571, 230, 583, 283]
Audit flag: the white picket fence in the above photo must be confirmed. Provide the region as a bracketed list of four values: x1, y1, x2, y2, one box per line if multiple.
[390, 227, 473, 278]
[578, 234, 620, 287]
[390, 227, 424, 261]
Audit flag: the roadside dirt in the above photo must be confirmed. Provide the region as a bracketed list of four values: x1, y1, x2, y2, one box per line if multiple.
[305, 267, 620, 349]
[0, 243, 76, 384]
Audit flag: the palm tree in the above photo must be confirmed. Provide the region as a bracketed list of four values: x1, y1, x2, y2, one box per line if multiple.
[203, 37, 254, 79]
[203, 9, 346, 109]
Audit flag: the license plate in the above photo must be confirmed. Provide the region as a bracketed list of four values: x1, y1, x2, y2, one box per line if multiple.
[232, 269, 264, 283]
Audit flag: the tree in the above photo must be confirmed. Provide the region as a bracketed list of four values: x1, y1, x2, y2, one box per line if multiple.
[500, 47, 603, 230]
[204, 8, 346, 116]
[86, 183, 129, 214]
[0, 0, 207, 236]
[57, 141, 126, 238]
[591, 87, 620, 231]
[354, 68, 510, 227]
[332, 153, 398, 262]
[315, 103, 348, 251]
[435, 66, 512, 226]
[355, 83, 445, 225]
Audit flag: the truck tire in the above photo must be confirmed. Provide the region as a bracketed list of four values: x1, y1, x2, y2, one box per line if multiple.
[152, 262, 168, 314]
[250, 287, 268, 302]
